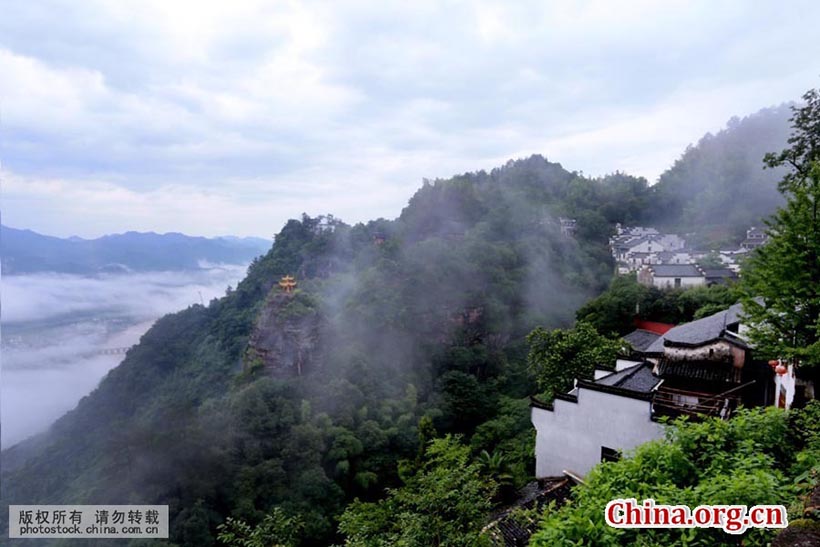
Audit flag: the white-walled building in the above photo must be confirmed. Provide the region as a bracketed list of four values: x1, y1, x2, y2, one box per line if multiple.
[637, 264, 706, 289]
[531, 304, 791, 479]
[740, 226, 769, 250]
[531, 363, 664, 478]
[609, 225, 766, 277]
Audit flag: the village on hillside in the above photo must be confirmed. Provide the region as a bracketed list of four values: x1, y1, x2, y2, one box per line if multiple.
[528, 223, 811, 481]
[609, 224, 768, 288]
[493, 295, 816, 544]
[484, 223, 819, 545]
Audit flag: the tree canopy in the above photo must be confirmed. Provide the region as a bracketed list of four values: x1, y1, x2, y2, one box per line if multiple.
[338, 436, 494, 547]
[530, 403, 820, 547]
[526, 321, 623, 398]
[741, 87, 820, 370]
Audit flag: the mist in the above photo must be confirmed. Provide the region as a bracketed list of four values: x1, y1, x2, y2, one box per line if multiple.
[1, 264, 248, 447]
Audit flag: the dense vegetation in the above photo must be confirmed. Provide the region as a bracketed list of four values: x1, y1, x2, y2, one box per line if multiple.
[740, 88, 820, 371]
[575, 274, 738, 336]
[526, 321, 622, 399]
[0, 99, 801, 546]
[650, 104, 791, 247]
[530, 403, 820, 546]
[2, 157, 654, 546]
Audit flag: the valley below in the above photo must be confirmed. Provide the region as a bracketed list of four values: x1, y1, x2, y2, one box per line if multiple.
[1, 265, 249, 447]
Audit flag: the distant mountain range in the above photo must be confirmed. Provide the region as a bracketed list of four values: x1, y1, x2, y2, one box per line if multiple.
[0, 225, 271, 274]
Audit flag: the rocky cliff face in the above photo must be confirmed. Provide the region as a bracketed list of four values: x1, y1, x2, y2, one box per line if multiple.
[246, 290, 321, 376]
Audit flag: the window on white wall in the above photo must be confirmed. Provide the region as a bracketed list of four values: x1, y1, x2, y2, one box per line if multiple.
[601, 446, 620, 463]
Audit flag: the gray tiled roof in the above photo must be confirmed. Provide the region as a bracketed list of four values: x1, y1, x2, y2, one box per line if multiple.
[623, 329, 661, 352]
[645, 335, 667, 354]
[662, 303, 745, 346]
[701, 268, 737, 279]
[638, 302, 752, 353]
[649, 264, 703, 277]
[594, 363, 661, 394]
[618, 236, 648, 249]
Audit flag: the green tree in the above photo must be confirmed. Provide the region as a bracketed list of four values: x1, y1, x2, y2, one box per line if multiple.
[338, 436, 494, 547]
[577, 275, 738, 335]
[477, 449, 515, 502]
[530, 407, 810, 547]
[741, 87, 820, 369]
[216, 507, 303, 547]
[697, 251, 725, 269]
[526, 321, 623, 398]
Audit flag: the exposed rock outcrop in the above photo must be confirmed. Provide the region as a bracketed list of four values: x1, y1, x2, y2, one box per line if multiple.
[246, 290, 321, 376]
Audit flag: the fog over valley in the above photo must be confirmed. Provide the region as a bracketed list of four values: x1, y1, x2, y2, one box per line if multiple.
[2, 264, 248, 447]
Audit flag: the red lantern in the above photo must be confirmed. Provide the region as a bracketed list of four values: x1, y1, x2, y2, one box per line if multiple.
[776, 364, 788, 376]
[768, 359, 779, 369]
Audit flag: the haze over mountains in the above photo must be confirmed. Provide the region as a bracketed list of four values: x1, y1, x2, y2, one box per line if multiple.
[1, 225, 270, 275]
[650, 104, 792, 244]
[1, 226, 267, 447]
[0, 102, 798, 545]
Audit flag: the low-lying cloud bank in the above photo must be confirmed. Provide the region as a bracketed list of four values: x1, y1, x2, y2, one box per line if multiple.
[2, 265, 248, 447]
[3, 265, 247, 325]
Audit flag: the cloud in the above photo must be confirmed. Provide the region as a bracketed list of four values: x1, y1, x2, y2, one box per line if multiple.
[1, 266, 249, 446]
[2, 265, 248, 324]
[1, 1, 819, 237]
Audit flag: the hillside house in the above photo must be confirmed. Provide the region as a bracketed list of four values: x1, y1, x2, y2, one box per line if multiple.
[558, 217, 577, 237]
[612, 234, 682, 260]
[609, 224, 764, 277]
[719, 249, 748, 272]
[531, 304, 779, 479]
[649, 304, 772, 415]
[622, 249, 697, 272]
[531, 363, 664, 477]
[740, 226, 769, 250]
[609, 225, 687, 273]
[637, 263, 705, 288]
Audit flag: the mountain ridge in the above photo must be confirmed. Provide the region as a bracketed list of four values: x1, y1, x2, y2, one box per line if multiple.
[1, 225, 271, 274]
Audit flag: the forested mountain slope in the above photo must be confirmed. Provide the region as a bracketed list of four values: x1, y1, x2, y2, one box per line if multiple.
[1, 157, 647, 546]
[649, 104, 792, 246]
[1, 101, 795, 544]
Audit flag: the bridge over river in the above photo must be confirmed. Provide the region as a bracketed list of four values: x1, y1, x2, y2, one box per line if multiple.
[95, 347, 130, 356]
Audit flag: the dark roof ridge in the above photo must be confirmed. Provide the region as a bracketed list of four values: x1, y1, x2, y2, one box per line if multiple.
[598, 361, 645, 387]
[576, 378, 656, 401]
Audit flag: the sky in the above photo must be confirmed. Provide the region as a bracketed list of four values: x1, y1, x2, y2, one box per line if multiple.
[1, 0, 819, 238]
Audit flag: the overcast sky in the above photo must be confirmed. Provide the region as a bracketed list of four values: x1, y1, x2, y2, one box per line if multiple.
[1, 0, 818, 238]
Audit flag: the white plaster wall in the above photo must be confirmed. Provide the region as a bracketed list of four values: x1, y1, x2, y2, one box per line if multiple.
[616, 359, 643, 371]
[653, 276, 705, 289]
[658, 235, 685, 250]
[630, 240, 666, 254]
[531, 389, 665, 478]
